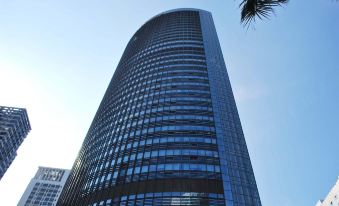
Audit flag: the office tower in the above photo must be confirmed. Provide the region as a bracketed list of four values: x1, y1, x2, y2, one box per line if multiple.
[57, 9, 261, 206]
[0, 106, 31, 180]
[315, 177, 339, 206]
[18, 166, 70, 206]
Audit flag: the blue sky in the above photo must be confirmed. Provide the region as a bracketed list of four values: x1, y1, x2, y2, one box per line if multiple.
[0, 0, 338, 205]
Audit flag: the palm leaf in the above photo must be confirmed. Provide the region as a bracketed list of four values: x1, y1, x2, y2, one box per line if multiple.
[240, 0, 288, 26]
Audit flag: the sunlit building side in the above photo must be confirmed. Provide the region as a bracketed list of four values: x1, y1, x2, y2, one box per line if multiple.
[18, 166, 70, 206]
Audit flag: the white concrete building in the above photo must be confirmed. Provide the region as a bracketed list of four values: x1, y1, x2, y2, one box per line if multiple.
[316, 177, 339, 206]
[18, 166, 70, 206]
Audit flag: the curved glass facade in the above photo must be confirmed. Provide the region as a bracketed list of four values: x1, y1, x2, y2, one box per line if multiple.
[57, 9, 261, 206]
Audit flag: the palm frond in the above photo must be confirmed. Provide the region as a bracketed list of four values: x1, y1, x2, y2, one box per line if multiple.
[240, 0, 288, 26]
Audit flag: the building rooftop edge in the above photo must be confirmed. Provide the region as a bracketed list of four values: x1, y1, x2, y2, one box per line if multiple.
[37, 166, 70, 171]
[0, 105, 28, 111]
[316, 177, 339, 206]
[132, 8, 211, 40]
[147, 8, 210, 25]
[155, 8, 210, 17]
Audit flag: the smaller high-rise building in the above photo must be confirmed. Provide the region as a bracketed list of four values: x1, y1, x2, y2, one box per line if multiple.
[0, 106, 31, 180]
[18, 166, 70, 206]
[316, 177, 339, 206]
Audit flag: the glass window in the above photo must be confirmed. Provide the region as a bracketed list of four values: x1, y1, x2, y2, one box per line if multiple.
[134, 167, 141, 174]
[151, 150, 158, 157]
[157, 164, 165, 171]
[141, 166, 148, 173]
[127, 168, 133, 175]
[144, 152, 150, 158]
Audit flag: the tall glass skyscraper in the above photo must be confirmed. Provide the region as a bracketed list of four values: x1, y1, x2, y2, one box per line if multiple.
[57, 9, 261, 206]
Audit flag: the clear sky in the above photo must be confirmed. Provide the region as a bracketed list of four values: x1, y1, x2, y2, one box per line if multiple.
[0, 0, 338, 205]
